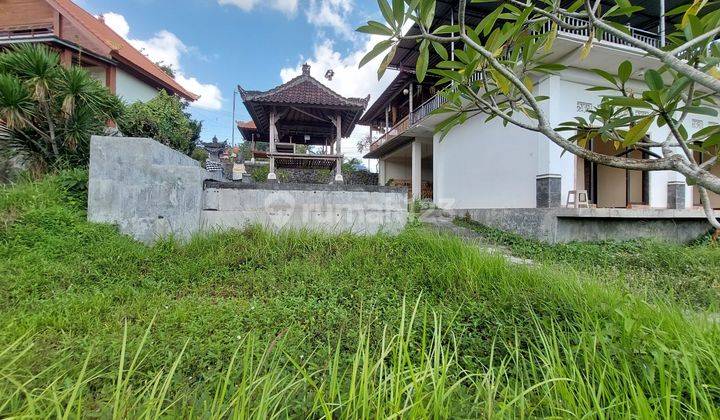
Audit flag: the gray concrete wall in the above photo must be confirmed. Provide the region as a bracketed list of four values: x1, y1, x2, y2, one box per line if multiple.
[446, 208, 712, 244]
[202, 181, 407, 235]
[88, 137, 407, 242]
[88, 136, 207, 243]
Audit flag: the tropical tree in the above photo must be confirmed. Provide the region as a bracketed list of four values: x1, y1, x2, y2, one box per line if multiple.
[0, 44, 123, 175]
[360, 0, 720, 230]
[118, 90, 202, 156]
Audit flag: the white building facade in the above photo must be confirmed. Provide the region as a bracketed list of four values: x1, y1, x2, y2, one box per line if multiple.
[363, 7, 719, 213]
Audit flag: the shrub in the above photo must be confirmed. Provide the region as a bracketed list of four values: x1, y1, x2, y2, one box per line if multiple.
[0, 44, 123, 175]
[118, 91, 202, 155]
[190, 147, 208, 167]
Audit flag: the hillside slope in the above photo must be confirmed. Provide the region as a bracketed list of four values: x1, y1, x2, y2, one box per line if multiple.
[1, 173, 719, 418]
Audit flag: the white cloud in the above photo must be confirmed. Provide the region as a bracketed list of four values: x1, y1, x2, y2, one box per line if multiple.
[218, 0, 298, 15]
[306, 0, 354, 39]
[131, 30, 187, 70]
[176, 74, 224, 110]
[102, 12, 223, 111]
[102, 12, 129, 38]
[280, 35, 399, 165]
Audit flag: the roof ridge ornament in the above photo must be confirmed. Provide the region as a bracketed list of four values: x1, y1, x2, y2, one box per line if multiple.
[302, 63, 311, 76]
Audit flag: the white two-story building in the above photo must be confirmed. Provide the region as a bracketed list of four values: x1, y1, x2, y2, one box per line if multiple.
[361, 0, 719, 242]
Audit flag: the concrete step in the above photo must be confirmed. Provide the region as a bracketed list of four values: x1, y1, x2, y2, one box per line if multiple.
[421, 213, 534, 266]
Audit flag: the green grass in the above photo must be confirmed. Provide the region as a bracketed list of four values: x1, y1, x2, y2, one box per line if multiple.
[454, 216, 720, 310]
[1, 173, 720, 418]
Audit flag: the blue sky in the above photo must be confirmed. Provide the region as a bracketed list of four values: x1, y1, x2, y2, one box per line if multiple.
[75, 0, 398, 161]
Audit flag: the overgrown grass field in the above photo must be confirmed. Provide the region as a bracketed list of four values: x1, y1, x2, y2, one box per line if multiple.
[454, 217, 720, 309]
[1, 173, 720, 417]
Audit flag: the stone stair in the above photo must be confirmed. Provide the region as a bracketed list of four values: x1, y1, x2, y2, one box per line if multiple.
[420, 210, 534, 266]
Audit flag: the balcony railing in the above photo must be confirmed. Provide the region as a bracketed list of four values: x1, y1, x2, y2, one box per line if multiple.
[370, 115, 410, 151]
[0, 25, 54, 39]
[539, 15, 660, 48]
[368, 17, 661, 152]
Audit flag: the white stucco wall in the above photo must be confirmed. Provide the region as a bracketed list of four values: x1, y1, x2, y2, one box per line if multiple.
[433, 113, 538, 209]
[556, 68, 719, 209]
[384, 67, 718, 210]
[116, 69, 160, 104]
[378, 159, 432, 184]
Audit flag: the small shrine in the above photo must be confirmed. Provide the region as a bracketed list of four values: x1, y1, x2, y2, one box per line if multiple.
[201, 136, 227, 179]
[237, 64, 369, 183]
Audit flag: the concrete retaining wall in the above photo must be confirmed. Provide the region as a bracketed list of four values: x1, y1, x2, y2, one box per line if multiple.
[447, 208, 712, 244]
[88, 136, 206, 243]
[202, 182, 407, 235]
[88, 136, 407, 243]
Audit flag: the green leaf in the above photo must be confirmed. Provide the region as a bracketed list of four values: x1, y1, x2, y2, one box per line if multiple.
[416, 41, 429, 83]
[664, 76, 691, 103]
[604, 96, 654, 109]
[358, 40, 393, 68]
[623, 116, 654, 147]
[692, 125, 720, 139]
[431, 41, 448, 61]
[428, 69, 464, 84]
[567, 0, 584, 12]
[685, 106, 719, 117]
[703, 133, 720, 148]
[377, 45, 397, 80]
[392, 0, 404, 26]
[357, 21, 394, 36]
[532, 63, 566, 74]
[475, 6, 503, 37]
[420, 0, 436, 28]
[377, 0, 395, 28]
[591, 68, 618, 87]
[544, 22, 558, 53]
[644, 69, 664, 91]
[618, 60, 632, 84]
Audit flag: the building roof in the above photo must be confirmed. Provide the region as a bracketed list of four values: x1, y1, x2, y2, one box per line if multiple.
[237, 120, 262, 142]
[239, 64, 370, 142]
[361, 0, 687, 127]
[47, 0, 199, 101]
[358, 72, 413, 126]
[240, 64, 369, 109]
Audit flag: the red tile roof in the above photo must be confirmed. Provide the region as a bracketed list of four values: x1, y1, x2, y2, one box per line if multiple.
[237, 120, 256, 129]
[47, 0, 199, 101]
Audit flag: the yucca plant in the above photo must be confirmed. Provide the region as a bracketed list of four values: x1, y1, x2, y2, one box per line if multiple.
[0, 43, 123, 175]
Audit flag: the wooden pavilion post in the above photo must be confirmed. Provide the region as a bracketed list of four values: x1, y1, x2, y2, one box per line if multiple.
[335, 113, 344, 183]
[268, 110, 278, 181]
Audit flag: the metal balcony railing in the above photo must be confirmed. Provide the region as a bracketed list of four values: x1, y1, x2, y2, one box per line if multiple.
[539, 15, 661, 48]
[370, 115, 410, 151]
[368, 17, 662, 151]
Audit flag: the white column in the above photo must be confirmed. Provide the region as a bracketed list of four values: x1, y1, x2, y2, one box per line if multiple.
[268, 110, 277, 181]
[535, 75, 570, 207]
[378, 159, 386, 186]
[334, 113, 344, 183]
[411, 140, 422, 201]
[409, 83, 414, 113]
[660, 0, 666, 47]
[250, 134, 256, 163]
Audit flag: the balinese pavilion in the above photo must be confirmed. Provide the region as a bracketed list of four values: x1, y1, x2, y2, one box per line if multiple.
[237, 64, 369, 183]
